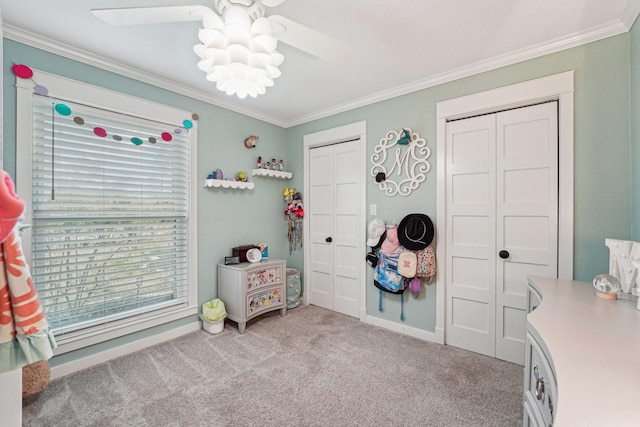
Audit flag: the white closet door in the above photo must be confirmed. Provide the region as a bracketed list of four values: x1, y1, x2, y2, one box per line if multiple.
[308, 140, 361, 317]
[495, 102, 558, 363]
[331, 142, 361, 317]
[445, 114, 497, 357]
[308, 145, 334, 310]
[445, 102, 558, 365]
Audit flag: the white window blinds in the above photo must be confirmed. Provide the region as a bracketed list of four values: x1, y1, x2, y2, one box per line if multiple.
[31, 95, 191, 336]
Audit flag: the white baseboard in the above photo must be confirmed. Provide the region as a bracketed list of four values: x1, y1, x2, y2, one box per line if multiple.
[50, 321, 201, 380]
[363, 314, 440, 343]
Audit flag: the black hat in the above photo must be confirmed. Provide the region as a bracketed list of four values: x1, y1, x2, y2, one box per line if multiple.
[398, 213, 434, 250]
[366, 251, 378, 268]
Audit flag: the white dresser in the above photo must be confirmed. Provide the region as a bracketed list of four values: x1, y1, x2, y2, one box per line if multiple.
[525, 276, 640, 426]
[217, 259, 286, 334]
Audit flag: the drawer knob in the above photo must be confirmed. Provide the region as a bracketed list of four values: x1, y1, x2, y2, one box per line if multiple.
[535, 377, 545, 401]
[499, 250, 510, 259]
[326, 237, 333, 243]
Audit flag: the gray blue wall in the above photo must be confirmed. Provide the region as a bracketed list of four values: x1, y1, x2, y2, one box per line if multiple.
[3, 26, 636, 364]
[287, 33, 632, 330]
[631, 20, 640, 240]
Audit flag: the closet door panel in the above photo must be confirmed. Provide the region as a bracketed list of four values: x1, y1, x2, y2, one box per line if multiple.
[496, 102, 558, 364]
[445, 114, 497, 358]
[445, 102, 559, 365]
[308, 145, 334, 310]
[308, 140, 362, 318]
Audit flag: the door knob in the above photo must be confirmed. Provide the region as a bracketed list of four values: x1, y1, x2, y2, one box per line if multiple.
[326, 237, 333, 243]
[499, 250, 509, 259]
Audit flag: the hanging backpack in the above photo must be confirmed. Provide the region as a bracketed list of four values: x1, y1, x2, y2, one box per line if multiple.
[416, 246, 436, 283]
[374, 250, 408, 320]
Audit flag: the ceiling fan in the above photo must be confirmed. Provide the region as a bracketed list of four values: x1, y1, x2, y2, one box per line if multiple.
[91, 0, 353, 99]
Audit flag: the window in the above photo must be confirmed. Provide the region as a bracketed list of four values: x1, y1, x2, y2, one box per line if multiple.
[17, 70, 198, 353]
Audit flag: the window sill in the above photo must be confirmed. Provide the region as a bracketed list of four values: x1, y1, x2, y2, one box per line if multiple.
[52, 304, 198, 355]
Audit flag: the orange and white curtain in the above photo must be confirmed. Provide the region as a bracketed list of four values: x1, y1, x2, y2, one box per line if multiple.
[0, 170, 56, 373]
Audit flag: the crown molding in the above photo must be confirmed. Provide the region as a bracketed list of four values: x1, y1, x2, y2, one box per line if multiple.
[4, 12, 639, 130]
[622, 0, 640, 28]
[283, 18, 633, 127]
[2, 24, 287, 127]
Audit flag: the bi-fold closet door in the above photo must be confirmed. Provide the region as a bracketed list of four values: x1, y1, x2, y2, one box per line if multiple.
[445, 102, 558, 365]
[307, 140, 361, 318]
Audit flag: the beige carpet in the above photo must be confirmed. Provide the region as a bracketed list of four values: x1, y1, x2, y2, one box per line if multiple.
[23, 305, 523, 426]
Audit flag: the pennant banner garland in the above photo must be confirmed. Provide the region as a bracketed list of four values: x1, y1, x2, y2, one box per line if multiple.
[12, 63, 198, 146]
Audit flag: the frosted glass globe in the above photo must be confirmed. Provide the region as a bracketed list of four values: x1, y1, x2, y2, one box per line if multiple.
[593, 274, 621, 294]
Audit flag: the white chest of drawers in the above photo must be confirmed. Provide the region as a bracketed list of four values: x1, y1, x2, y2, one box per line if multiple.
[217, 259, 287, 334]
[525, 276, 640, 426]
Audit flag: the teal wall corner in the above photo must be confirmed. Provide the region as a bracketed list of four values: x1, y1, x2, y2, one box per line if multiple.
[630, 18, 640, 241]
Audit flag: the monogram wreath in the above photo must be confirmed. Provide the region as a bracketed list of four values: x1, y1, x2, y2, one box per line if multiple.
[370, 128, 431, 197]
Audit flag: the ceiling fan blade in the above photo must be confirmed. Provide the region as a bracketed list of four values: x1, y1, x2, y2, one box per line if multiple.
[268, 15, 353, 64]
[91, 5, 212, 26]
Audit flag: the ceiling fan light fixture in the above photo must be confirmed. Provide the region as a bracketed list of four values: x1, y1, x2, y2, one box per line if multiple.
[193, 2, 283, 99]
[224, 5, 252, 26]
[214, 64, 273, 99]
[211, 49, 231, 63]
[251, 34, 278, 53]
[198, 28, 226, 48]
[225, 23, 251, 45]
[266, 65, 281, 79]
[202, 10, 224, 30]
[197, 58, 213, 72]
[227, 44, 251, 65]
[251, 17, 272, 35]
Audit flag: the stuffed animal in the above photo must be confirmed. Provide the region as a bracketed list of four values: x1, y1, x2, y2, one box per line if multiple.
[22, 360, 51, 400]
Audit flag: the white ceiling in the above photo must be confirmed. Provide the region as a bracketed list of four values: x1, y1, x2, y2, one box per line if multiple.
[1, 0, 639, 127]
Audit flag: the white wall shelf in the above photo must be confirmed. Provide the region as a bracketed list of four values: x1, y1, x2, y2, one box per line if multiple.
[252, 169, 292, 179]
[204, 179, 254, 190]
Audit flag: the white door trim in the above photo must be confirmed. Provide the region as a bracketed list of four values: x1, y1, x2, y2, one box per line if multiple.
[303, 120, 367, 320]
[435, 71, 574, 344]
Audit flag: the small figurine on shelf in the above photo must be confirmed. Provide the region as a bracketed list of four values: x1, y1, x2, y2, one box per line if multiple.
[257, 156, 262, 168]
[237, 171, 248, 182]
[258, 242, 269, 260]
[271, 159, 277, 170]
[279, 160, 284, 171]
[265, 161, 271, 169]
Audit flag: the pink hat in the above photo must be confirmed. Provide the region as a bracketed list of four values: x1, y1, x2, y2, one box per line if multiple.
[381, 225, 400, 253]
